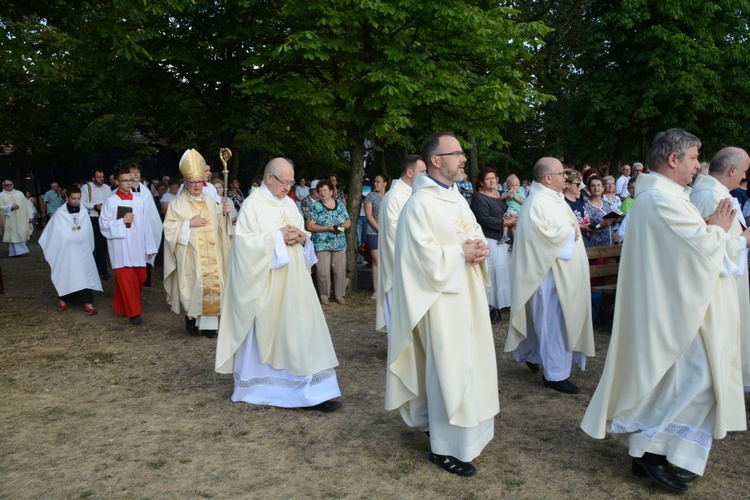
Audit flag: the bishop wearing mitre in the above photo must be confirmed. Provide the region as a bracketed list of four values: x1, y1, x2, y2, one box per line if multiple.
[163, 149, 232, 338]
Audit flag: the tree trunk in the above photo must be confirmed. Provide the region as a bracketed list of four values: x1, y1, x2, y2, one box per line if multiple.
[345, 138, 365, 291]
[468, 135, 479, 184]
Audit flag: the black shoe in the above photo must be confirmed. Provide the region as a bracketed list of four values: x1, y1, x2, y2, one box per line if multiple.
[129, 315, 144, 326]
[429, 453, 476, 477]
[301, 400, 342, 412]
[632, 457, 688, 493]
[201, 330, 218, 339]
[185, 316, 198, 335]
[542, 376, 580, 394]
[525, 361, 539, 373]
[632, 459, 699, 483]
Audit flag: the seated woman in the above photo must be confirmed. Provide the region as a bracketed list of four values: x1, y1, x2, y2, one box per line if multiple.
[470, 167, 516, 310]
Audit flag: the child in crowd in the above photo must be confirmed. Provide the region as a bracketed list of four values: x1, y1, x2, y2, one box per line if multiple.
[499, 174, 525, 243]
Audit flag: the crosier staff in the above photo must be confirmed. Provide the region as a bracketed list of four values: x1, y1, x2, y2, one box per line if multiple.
[220, 147, 233, 232]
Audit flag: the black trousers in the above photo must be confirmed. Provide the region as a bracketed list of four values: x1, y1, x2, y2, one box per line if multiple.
[60, 288, 94, 305]
[91, 217, 108, 276]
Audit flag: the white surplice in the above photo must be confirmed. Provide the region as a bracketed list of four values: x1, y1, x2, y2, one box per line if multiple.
[99, 192, 158, 269]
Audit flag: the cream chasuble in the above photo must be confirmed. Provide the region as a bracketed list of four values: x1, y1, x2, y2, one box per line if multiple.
[690, 174, 750, 389]
[0, 189, 33, 244]
[581, 172, 746, 442]
[39, 206, 103, 297]
[215, 186, 338, 376]
[375, 178, 413, 333]
[385, 174, 499, 428]
[163, 191, 231, 319]
[506, 182, 595, 357]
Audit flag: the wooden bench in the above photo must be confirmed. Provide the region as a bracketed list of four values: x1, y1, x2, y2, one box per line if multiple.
[586, 244, 621, 294]
[587, 245, 621, 323]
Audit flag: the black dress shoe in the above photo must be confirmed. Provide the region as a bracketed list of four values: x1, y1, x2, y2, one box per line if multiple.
[301, 400, 342, 412]
[185, 316, 198, 335]
[201, 329, 218, 339]
[129, 315, 144, 326]
[632, 459, 699, 483]
[525, 361, 539, 373]
[542, 376, 580, 394]
[632, 457, 688, 493]
[429, 453, 476, 477]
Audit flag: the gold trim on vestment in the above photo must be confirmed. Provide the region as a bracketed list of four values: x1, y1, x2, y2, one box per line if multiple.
[190, 199, 222, 315]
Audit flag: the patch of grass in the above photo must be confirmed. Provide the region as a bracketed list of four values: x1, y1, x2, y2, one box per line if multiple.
[42, 352, 73, 363]
[79, 492, 94, 499]
[147, 459, 166, 470]
[504, 478, 524, 487]
[87, 352, 116, 364]
[179, 458, 192, 464]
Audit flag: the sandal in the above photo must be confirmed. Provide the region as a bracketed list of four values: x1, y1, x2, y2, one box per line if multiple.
[429, 452, 477, 477]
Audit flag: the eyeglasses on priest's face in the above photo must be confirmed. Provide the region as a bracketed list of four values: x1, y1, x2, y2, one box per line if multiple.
[434, 151, 467, 158]
[272, 173, 295, 187]
[185, 180, 203, 186]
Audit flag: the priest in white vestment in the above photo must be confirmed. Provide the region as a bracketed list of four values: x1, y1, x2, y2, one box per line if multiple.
[506, 157, 595, 394]
[99, 167, 158, 326]
[581, 129, 749, 493]
[385, 133, 498, 477]
[690, 146, 750, 392]
[39, 186, 102, 313]
[164, 149, 232, 338]
[375, 154, 426, 335]
[215, 158, 341, 412]
[1, 180, 34, 257]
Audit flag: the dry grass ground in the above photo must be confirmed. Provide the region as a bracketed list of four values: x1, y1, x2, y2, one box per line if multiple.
[1, 242, 749, 499]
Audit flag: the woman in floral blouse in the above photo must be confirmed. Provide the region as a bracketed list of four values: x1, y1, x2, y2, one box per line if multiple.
[306, 179, 352, 305]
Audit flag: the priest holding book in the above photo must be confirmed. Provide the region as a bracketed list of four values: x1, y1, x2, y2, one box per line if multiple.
[99, 166, 158, 326]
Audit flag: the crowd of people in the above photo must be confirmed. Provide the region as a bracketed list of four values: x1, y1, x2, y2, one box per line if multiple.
[2, 128, 750, 492]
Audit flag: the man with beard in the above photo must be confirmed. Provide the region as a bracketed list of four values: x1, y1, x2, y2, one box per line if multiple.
[386, 133, 498, 476]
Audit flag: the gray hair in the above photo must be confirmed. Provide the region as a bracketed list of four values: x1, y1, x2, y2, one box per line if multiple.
[709, 149, 745, 175]
[264, 157, 292, 177]
[648, 128, 701, 170]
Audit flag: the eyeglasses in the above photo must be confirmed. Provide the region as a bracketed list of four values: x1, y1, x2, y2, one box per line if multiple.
[434, 151, 467, 158]
[185, 180, 204, 186]
[3, 183, 12, 187]
[272, 173, 295, 187]
[548, 172, 566, 176]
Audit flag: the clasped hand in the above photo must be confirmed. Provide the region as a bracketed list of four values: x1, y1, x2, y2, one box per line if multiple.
[281, 225, 306, 246]
[706, 198, 736, 233]
[462, 238, 489, 264]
